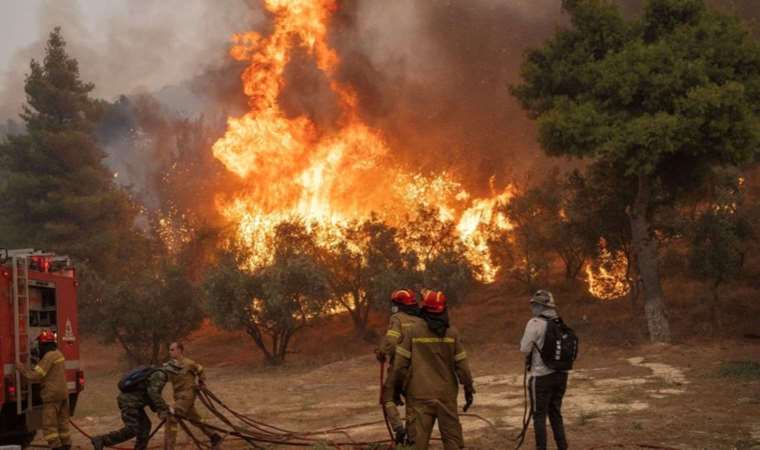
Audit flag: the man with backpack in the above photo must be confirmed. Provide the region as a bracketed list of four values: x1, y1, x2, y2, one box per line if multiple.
[90, 365, 178, 450]
[520, 290, 576, 450]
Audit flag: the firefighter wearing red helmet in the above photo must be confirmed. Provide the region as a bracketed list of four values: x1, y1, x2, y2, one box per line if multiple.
[376, 288, 423, 444]
[387, 290, 475, 450]
[17, 329, 71, 450]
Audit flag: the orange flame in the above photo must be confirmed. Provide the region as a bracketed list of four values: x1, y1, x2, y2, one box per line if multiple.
[212, 0, 514, 281]
[585, 239, 630, 300]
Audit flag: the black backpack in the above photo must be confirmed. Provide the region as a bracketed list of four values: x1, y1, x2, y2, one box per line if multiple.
[536, 316, 578, 371]
[118, 366, 156, 392]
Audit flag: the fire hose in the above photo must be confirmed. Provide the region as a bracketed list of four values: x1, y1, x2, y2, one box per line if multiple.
[62, 371, 493, 450]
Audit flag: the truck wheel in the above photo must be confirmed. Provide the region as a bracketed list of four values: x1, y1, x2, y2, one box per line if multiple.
[10, 430, 36, 448]
[0, 404, 36, 448]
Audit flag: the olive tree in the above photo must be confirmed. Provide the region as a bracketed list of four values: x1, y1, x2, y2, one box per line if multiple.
[204, 222, 329, 365]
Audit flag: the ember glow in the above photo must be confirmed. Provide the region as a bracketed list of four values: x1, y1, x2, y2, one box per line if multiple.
[212, 0, 514, 281]
[585, 239, 631, 300]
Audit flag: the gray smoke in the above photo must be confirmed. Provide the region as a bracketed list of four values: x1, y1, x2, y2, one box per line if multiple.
[0, 0, 263, 121]
[3, 0, 758, 199]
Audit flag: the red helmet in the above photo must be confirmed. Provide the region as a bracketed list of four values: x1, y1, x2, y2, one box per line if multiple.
[37, 329, 56, 343]
[422, 290, 447, 314]
[390, 289, 417, 306]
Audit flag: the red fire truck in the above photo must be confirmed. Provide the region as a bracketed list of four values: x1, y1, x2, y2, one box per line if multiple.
[0, 249, 84, 447]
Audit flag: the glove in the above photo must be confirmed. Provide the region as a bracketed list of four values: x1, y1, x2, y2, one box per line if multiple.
[393, 426, 407, 445]
[197, 379, 207, 390]
[463, 387, 475, 412]
[374, 349, 386, 363]
[393, 389, 404, 407]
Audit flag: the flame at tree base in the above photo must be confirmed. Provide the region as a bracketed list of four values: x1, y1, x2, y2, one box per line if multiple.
[585, 239, 631, 300]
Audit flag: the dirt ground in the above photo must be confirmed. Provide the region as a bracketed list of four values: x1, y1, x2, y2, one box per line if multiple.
[52, 333, 760, 450]
[48, 281, 760, 450]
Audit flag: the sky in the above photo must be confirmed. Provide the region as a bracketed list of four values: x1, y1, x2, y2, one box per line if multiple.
[0, 0, 258, 120]
[0, 1, 130, 86]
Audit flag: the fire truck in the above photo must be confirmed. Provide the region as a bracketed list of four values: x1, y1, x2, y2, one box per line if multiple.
[0, 249, 84, 447]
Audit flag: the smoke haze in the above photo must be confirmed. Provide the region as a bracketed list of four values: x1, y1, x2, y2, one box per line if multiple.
[2, 0, 759, 196]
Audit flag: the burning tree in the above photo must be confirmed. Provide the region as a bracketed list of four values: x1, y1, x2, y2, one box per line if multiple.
[512, 0, 760, 342]
[319, 217, 417, 339]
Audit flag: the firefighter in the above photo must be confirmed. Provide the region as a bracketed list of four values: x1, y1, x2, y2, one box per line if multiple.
[388, 291, 475, 450]
[16, 329, 71, 450]
[375, 289, 423, 444]
[90, 365, 175, 450]
[164, 341, 221, 450]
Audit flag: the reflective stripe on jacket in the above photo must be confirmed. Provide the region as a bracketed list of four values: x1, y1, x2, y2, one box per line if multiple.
[21, 349, 67, 402]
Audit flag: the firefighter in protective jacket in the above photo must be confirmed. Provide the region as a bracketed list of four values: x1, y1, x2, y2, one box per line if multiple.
[388, 291, 475, 450]
[164, 342, 221, 449]
[17, 329, 71, 450]
[376, 289, 423, 444]
[90, 366, 174, 450]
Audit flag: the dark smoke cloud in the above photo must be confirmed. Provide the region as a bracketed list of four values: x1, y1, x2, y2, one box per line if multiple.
[323, 0, 759, 194]
[321, 0, 568, 194]
[4, 0, 759, 201]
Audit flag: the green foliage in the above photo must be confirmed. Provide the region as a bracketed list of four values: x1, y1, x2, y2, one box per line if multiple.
[687, 170, 755, 325]
[320, 216, 416, 337]
[718, 360, 760, 379]
[688, 183, 751, 285]
[513, 0, 760, 178]
[79, 246, 205, 365]
[0, 28, 139, 269]
[401, 206, 478, 303]
[513, 0, 760, 341]
[491, 171, 595, 287]
[205, 221, 330, 365]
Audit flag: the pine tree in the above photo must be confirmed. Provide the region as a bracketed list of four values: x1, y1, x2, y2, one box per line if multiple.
[0, 28, 138, 268]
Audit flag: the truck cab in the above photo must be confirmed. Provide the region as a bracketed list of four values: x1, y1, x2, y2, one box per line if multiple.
[0, 249, 84, 447]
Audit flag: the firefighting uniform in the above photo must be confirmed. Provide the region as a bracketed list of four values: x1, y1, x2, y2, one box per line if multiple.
[378, 311, 424, 430]
[165, 357, 216, 449]
[389, 321, 474, 450]
[20, 349, 70, 449]
[94, 370, 170, 450]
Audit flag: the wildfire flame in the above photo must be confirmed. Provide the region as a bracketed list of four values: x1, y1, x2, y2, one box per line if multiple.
[584, 239, 630, 300]
[212, 0, 514, 281]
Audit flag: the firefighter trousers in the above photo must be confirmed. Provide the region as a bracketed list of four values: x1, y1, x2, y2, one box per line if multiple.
[98, 406, 152, 450]
[165, 395, 216, 449]
[381, 383, 404, 431]
[406, 397, 464, 450]
[42, 399, 71, 449]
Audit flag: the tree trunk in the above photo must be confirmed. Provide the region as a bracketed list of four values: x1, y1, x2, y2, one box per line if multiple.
[246, 323, 275, 364]
[629, 172, 671, 343]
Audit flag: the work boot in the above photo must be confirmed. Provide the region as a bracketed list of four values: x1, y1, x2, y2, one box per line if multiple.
[393, 425, 407, 445]
[91, 436, 104, 450]
[210, 432, 223, 448]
